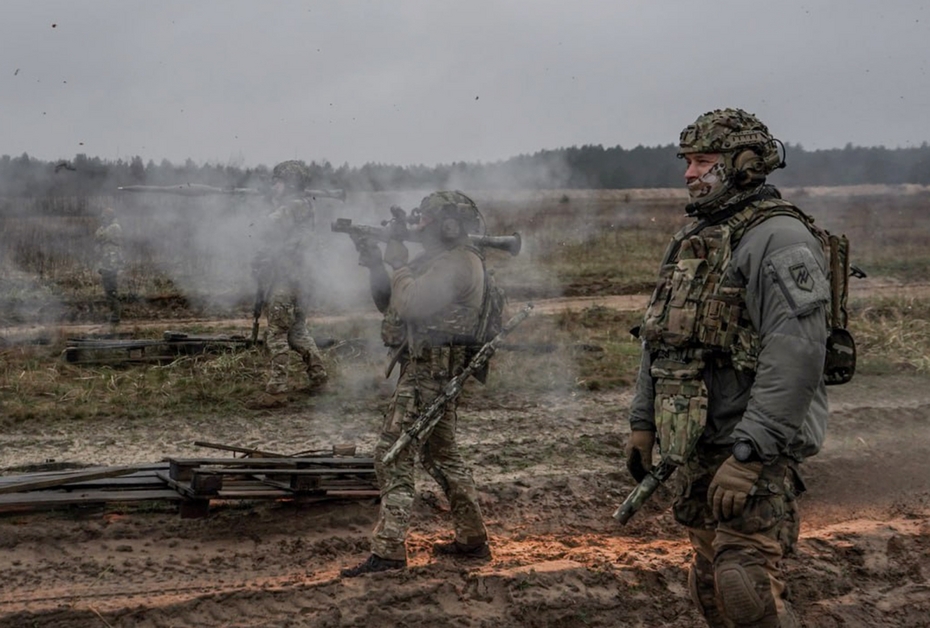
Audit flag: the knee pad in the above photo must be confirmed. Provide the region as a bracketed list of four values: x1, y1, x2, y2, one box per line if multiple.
[715, 553, 778, 626]
[689, 554, 727, 626]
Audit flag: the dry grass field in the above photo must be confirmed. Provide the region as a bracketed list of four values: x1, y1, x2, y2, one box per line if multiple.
[1, 186, 930, 627]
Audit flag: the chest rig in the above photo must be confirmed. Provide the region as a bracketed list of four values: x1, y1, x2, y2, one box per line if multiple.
[380, 246, 485, 351]
[640, 198, 827, 463]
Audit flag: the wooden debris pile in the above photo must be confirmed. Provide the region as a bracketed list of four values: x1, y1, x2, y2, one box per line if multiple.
[62, 332, 369, 365]
[62, 331, 253, 364]
[0, 442, 378, 519]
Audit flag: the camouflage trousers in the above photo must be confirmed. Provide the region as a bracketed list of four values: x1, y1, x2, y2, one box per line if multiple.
[674, 446, 801, 628]
[99, 269, 120, 324]
[264, 296, 325, 392]
[370, 352, 487, 561]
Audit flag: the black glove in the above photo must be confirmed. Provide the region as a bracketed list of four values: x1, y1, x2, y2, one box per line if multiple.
[625, 430, 656, 483]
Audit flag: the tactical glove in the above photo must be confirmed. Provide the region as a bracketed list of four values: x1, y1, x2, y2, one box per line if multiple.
[383, 239, 409, 270]
[625, 429, 656, 483]
[708, 455, 763, 520]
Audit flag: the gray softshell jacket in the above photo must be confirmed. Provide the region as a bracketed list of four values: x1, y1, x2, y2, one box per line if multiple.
[629, 212, 830, 463]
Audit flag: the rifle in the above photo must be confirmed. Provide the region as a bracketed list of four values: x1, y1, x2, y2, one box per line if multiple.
[332, 209, 522, 257]
[118, 184, 347, 201]
[250, 283, 266, 346]
[612, 413, 709, 525]
[381, 303, 534, 465]
[612, 460, 677, 525]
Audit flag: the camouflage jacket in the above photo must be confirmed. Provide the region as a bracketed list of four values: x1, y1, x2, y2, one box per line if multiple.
[94, 222, 123, 272]
[252, 197, 315, 301]
[388, 244, 485, 353]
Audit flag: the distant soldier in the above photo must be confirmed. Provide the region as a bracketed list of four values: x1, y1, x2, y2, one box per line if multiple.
[252, 160, 328, 395]
[94, 207, 123, 325]
[341, 191, 493, 577]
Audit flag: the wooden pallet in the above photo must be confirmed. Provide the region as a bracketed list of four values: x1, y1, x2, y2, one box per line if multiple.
[0, 444, 379, 518]
[61, 333, 369, 365]
[62, 332, 253, 364]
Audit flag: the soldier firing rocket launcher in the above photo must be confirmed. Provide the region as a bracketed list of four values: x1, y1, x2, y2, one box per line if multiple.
[332, 205, 522, 256]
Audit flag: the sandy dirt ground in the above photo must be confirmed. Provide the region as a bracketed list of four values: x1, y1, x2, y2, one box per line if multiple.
[1, 292, 930, 627]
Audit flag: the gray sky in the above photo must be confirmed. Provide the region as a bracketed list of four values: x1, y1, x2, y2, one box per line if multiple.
[3, 0, 928, 169]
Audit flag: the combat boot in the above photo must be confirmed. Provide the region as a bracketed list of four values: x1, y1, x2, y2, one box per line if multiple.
[306, 360, 328, 391]
[432, 539, 491, 560]
[340, 554, 406, 578]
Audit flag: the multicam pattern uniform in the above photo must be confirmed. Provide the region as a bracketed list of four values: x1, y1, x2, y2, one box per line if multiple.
[254, 197, 326, 392]
[371, 244, 488, 561]
[630, 189, 830, 627]
[94, 214, 124, 324]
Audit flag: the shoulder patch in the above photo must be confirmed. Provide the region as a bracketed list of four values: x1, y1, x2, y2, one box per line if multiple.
[766, 243, 830, 317]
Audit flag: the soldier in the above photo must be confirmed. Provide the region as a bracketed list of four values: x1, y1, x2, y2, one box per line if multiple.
[341, 191, 492, 577]
[94, 207, 123, 325]
[624, 109, 830, 627]
[252, 160, 328, 395]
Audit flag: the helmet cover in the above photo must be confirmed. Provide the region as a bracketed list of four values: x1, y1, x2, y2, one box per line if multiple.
[418, 190, 485, 235]
[678, 108, 781, 174]
[271, 160, 311, 190]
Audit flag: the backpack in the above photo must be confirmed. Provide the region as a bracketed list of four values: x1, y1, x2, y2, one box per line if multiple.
[741, 200, 861, 385]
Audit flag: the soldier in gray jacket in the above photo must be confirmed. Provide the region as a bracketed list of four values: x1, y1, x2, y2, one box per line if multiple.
[624, 109, 829, 627]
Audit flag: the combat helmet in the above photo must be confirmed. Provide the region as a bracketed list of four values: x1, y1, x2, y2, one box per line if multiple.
[417, 190, 486, 236]
[678, 108, 785, 211]
[271, 160, 311, 192]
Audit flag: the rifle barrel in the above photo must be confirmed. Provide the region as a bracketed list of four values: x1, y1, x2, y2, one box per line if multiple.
[613, 460, 677, 525]
[381, 304, 534, 465]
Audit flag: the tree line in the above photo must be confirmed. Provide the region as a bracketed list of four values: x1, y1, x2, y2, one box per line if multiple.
[1, 142, 928, 204]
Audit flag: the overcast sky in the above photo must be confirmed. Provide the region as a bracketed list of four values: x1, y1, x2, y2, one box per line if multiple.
[3, 0, 928, 169]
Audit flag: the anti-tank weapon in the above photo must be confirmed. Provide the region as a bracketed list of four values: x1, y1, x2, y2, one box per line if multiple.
[118, 183, 347, 202]
[380, 304, 534, 465]
[332, 205, 521, 256]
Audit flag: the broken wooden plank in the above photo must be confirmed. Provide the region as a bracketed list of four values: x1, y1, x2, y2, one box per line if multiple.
[166, 457, 375, 467]
[0, 466, 143, 495]
[0, 489, 182, 513]
[192, 441, 288, 458]
[190, 467, 376, 476]
[0, 463, 168, 484]
[190, 473, 223, 495]
[156, 470, 201, 499]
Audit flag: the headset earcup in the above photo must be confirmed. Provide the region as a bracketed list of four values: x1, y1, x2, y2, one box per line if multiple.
[733, 150, 763, 186]
[440, 217, 461, 240]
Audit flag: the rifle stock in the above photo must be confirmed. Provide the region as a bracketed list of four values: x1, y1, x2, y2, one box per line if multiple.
[381, 304, 534, 465]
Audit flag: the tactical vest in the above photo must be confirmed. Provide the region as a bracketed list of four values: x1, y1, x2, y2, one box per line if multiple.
[95, 223, 124, 271]
[640, 198, 855, 462]
[379, 245, 485, 351]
